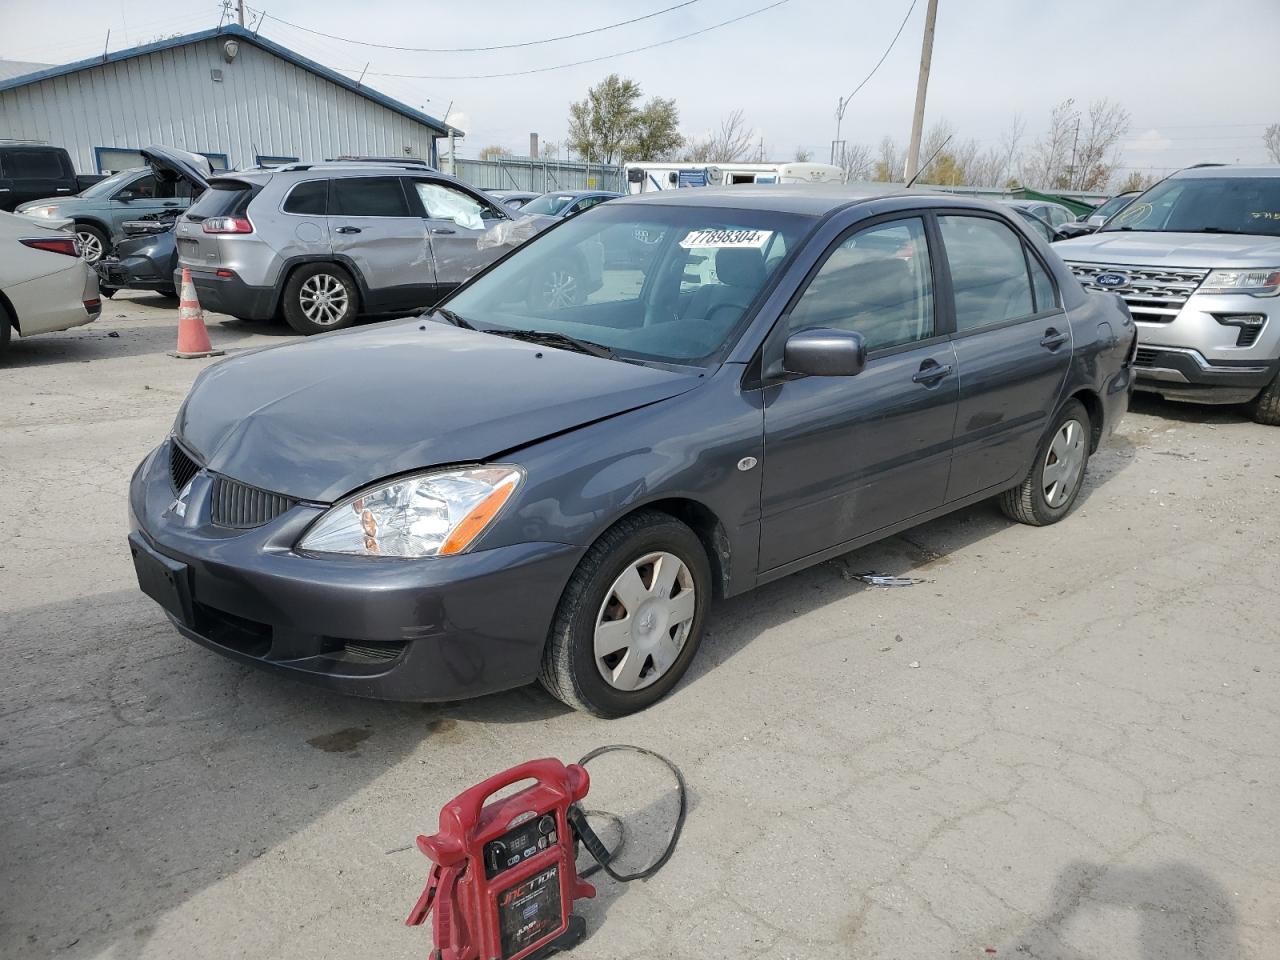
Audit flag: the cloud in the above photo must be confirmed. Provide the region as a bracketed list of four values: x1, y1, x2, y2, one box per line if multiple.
[1128, 128, 1173, 152]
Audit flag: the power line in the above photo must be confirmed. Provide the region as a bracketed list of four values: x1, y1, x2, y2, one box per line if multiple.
[355, 1, 792, 80]
[843, 0, 919, 106]
[246, 0, 707, 53]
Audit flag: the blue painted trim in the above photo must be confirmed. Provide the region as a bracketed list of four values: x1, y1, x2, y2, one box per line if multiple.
[0, 25, 459, 138]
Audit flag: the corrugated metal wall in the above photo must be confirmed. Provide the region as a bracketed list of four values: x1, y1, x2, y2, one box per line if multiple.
[452, 158, 624, 194]
[0, 39, 438, 173]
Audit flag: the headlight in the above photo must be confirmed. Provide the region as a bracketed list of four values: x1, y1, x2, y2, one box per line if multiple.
[25, 205, 60, 218]
[1200, 268, 1280, 297]
[298, 466, 523, 558]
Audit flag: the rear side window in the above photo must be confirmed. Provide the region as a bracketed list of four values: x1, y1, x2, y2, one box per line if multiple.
[1028, 255, 1058, 312]
[938, 215, 1034, 332]
[283, 180, 328, 215]
[331, 177, 411, 217]
[186, 180, 257, 220]
[4, 149, 66, 179]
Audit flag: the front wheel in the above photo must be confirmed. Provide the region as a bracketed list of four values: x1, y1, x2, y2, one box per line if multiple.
[282, 264, 359, 335]
[999, 399, 1091, 526]
[75, 224, 109, 264]
[1247, 372, 1280, 426]
[539, 511, 711, 717]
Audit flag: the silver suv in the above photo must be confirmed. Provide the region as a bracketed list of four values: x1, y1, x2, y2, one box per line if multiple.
[175, 163, 535, 334]
[1056, 165, 1280, 424]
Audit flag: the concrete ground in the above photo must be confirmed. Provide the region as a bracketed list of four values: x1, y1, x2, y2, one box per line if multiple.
[2, 292, 1277, 960]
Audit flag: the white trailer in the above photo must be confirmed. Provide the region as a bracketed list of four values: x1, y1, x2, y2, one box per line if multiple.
[624, 161, 845, 194]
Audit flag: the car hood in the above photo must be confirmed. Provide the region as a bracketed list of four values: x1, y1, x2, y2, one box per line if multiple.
[1055, 231, 1280, 268]
[176, 319, 703, 502]
[141, 145, 212, 189]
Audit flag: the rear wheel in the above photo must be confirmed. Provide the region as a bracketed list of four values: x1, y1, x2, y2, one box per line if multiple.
[539, 511, 711, 717]
[526, 256, 587, 312]
[75, 224, 109, 264]
[999, 399, 1091, 526]
[1247, 373, 1280, 426]
[282, 264, 358, 335]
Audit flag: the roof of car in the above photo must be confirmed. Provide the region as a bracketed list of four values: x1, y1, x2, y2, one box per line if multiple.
[211, 163, 458, 185]
[1169, 164, 1280, 179]
[617, 183, 909, 215]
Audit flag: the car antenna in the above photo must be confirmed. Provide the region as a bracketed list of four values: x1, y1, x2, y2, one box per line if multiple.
[905, 135, 953, 189]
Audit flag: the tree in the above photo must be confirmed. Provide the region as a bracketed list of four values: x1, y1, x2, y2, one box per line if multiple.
[794, 147, 814, 162]
[479, 144, 512, 160]
[539, 140, 561, 160]
[567, 74, 683, 165]
[1023, 98, 1130, 190]
[683, 109, 755, 163]
[873, 136, 902, 181]
[1264, 123, 1280, 164]
[1023, 98, 1078, 189]
[1117, 170, 1159, 193]
[839, 143, 874, 181]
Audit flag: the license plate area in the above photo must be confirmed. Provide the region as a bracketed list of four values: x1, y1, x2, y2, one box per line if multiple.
[129, 534, 194, 627]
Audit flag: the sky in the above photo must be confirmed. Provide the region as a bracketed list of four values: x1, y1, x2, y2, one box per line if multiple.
[3, 0, 1279, 176]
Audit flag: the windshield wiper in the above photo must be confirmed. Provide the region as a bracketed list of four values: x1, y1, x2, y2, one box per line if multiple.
[426, 306, 475, 329]
[488, 329, 617, 360]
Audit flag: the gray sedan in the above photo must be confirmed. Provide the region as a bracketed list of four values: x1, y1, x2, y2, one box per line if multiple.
[129, 186, 1136, 716]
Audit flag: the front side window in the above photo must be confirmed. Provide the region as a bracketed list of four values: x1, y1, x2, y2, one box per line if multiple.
[116, 174, 157, 200]
[521, 193, 577, 216]
[5, 149, 65, 179]
[1104, 175, 1280, 237]
[331, 177, 411, 217]
[444, 205, 813, 364]
[787, 218, 934, 353]
[414, 182, 495, 229]
[939, 215, 1034, 332]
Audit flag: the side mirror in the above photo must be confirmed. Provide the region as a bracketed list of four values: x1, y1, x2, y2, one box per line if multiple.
[783, 327, 868, 377]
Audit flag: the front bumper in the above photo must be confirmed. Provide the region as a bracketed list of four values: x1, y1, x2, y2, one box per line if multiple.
[129, 442, 582, 701]
[175, 267, 277, 321]
[1133, 346, 1280, 404]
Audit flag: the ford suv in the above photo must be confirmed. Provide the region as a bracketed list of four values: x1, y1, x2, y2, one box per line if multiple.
[1056, 166, 1280, 424]
[175, 163, 576, 335]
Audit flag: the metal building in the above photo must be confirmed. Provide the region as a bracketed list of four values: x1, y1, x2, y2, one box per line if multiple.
[0, 25, 460, 174]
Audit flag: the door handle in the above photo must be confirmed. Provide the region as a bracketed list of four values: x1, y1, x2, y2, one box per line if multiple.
[430, 227, 456, 235]
[163, 201, 180, 207]
[1040, 328, 1068, 350]
[912, 361, 953, 384]
[336, 226, 362, 235]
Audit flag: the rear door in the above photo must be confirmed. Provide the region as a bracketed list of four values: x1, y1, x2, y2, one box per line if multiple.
[328, 176, 433, 311]
[1, 147, 75, 209]
[759, 215, 958, 571]
[938, 212, 1071, 501]
[410, 179, 512, 292]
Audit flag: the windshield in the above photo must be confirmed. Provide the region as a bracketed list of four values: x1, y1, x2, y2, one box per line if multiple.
[1091, 193, 1136, 221]
[444, 203, 814, 365]
[78, 168, 143, 199]
[1103, 176, 1280, 236]
[520, 193, 578, 216]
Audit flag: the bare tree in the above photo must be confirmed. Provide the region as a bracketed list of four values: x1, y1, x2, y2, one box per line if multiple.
[689, 109, 755, 163]
[1073, 98, 1131, 190]
[479, 144, 513, 160]
[839, 142, 874, 181]
[1023, 98, 1078, 189]
[873, 136, 902, 181]
[969, 114, 1027, 187]
[1117, 170, 1159, 193]
[793, 146, 814, 162]
[1264, 123, 1280, 164]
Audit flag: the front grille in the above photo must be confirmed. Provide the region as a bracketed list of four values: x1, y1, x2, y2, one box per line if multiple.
[1134, 347, 1159, 367]
[169, 440, 200, 492]
[1068, 261, 1209, 324]
[210, 476, 295, 529]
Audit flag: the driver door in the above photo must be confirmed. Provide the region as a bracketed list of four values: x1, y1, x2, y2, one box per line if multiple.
[759, 216, 958, 571]
[411, 180, 510, 294]
[109, 173, 168, 235]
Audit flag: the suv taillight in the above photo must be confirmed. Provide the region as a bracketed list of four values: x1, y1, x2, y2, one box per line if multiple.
[20, 236, 81, 257]
[202, 216, 254, 234]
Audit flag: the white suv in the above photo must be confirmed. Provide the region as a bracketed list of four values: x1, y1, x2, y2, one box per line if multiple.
[1056, 165, 1280, 424]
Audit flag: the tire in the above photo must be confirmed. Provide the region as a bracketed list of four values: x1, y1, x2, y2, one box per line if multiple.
[0, 302, 12, 365]
[539, 510, 711, 717]
[74, 224, 109, 265]
[526, 255, 587, 312]
[1247, 372, 1280, 426]
[281, 263, 359, 335]
[999, 399, 1091, 526]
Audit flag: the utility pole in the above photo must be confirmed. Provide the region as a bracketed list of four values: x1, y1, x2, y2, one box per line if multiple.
[902, 0, 939, 184]
[237, 0, 245, 27]
[1067, 116, 1081, 190]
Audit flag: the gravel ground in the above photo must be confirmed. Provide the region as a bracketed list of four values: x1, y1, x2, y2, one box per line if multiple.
[2, 292, 1278, 960]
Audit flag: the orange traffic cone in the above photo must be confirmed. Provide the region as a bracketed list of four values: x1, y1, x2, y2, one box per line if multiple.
[169, 267, 224, 359]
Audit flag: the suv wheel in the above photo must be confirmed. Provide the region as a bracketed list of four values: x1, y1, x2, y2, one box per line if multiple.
[539, 510, 711, 717]
[1000, 399, 1092, 526]
[1247, 373, 1280, 426]
[282, 264, 358, 335]
[75, 224, 109, 264]
[527, 256, 587, 311]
